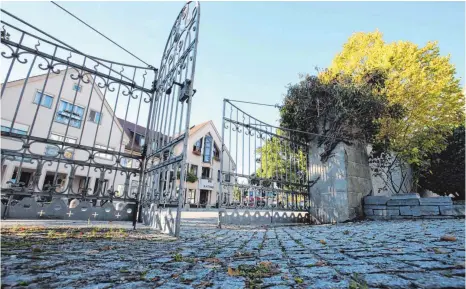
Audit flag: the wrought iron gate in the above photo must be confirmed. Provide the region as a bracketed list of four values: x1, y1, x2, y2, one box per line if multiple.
[219, 99, 311, 225]
[0, 2, 200, 237]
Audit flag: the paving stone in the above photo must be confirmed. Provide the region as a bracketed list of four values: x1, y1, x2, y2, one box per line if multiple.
[310, 278, 350, 289]
[1, 218, 464, 289]
[400, 272, 465, 289]
[361, 273, 414, 288]
[406, 260, 458, 270]
[334, 264, 382, 275]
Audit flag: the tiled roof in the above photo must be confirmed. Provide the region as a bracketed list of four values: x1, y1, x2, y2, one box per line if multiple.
[117, 118, 166, 152]
[188, 121, 210, 136]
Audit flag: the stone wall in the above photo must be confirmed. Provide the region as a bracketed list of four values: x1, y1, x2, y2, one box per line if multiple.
[309, 141, 372, 224]
[346, 142, 373, 220]
[367, 146, 413, 197]
[364, 194, 465, 219]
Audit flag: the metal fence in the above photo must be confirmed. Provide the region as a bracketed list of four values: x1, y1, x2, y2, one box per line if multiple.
[219, 99, 311, 217]
[0, 2, 200, 237]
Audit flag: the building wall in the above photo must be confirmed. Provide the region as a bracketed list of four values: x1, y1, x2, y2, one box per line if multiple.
[1, 71, 129, 198]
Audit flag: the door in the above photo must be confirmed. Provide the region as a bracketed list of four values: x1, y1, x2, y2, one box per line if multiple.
[199, 190, 208, 206]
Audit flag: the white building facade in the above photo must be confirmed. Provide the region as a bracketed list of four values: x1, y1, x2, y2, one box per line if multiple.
[177, 121, 235, 208]
[1, 71, 130, 202]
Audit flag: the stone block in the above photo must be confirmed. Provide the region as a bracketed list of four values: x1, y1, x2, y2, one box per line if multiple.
[423, 215, 454, 219]
[364, 196, 389, 205]
[419, 206, 440, 216]
[364, 209, 374, 216]
[453, 205, 465, 216]
[390, 193, 420, 199]
[387, 209, 400, 216]
[419, 197, 452, 206]
[387, 199, 420, 206]
[366, 215, 388, 220]
[373, 209, 387, 216]
[365, 205, 387, 210]
[399, 206, 421, 217]
[439, 205, 453, 216]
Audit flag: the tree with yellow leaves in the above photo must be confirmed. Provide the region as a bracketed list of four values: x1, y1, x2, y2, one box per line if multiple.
[321, 30, 464, 188]
[322, 30, 463, 162]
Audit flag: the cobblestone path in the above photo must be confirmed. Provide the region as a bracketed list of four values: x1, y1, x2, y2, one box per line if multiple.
[1, 219, 465, 288]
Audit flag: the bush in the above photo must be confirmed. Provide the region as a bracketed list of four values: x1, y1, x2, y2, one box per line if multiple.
[419, 125, 465, 200]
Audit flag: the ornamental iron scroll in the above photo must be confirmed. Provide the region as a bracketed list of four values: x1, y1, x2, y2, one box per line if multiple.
[219, 99, 311, 213]
[0, 2, 201, 237]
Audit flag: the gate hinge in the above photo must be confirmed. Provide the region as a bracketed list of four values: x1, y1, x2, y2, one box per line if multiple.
[167, 79, 196, 102]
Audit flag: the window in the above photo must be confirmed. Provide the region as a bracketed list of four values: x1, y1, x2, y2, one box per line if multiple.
[55, 100, 85, 128]
[73, 84, 82, 92]
[133, 132, 145, 147]
[78, 177, 90, 194]
[1, 126, 27, 135]
[95, 144, 114, 160]
[190, 164, 198, 176]
[217, 170, 220, 182]
[188, 189, 196, 204]
[203, 135, 212, 163]
[33, 92, 53, 108]
[88, 110, 102, 124]
[121, 158, 133, 168]
[193, 138, 202, 154]
[43, 172, 67, 192]
[45, 133, 77, 159]
[93, 178, 109, 194]
[10, 169, 33, 187]
[117, 184, 126, 197]
[1, 120, 29, 135]
[213, 143, 220, 161]
[225, 173, 231, 183]
[201, 167, 210, 179]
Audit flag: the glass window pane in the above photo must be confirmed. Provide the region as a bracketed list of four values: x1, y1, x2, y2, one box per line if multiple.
[43, 96, 53, 108]
[45, 146, 59, 156]
[203, 136, 212, 163]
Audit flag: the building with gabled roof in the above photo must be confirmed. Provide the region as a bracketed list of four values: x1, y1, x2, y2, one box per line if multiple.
[1, 71, 130, 202]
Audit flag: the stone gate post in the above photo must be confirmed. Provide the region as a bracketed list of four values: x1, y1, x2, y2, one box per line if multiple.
[308, 141, 373, 224]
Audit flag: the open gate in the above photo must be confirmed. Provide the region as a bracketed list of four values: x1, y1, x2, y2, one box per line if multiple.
[0, 2, 200, 237]
[219, 99, 311, 225]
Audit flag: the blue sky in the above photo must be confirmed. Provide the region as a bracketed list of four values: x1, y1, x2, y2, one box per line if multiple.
[2, 1, 465, 133]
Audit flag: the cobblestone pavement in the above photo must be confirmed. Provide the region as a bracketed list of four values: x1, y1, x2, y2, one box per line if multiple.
[1, 218, 465, 288]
